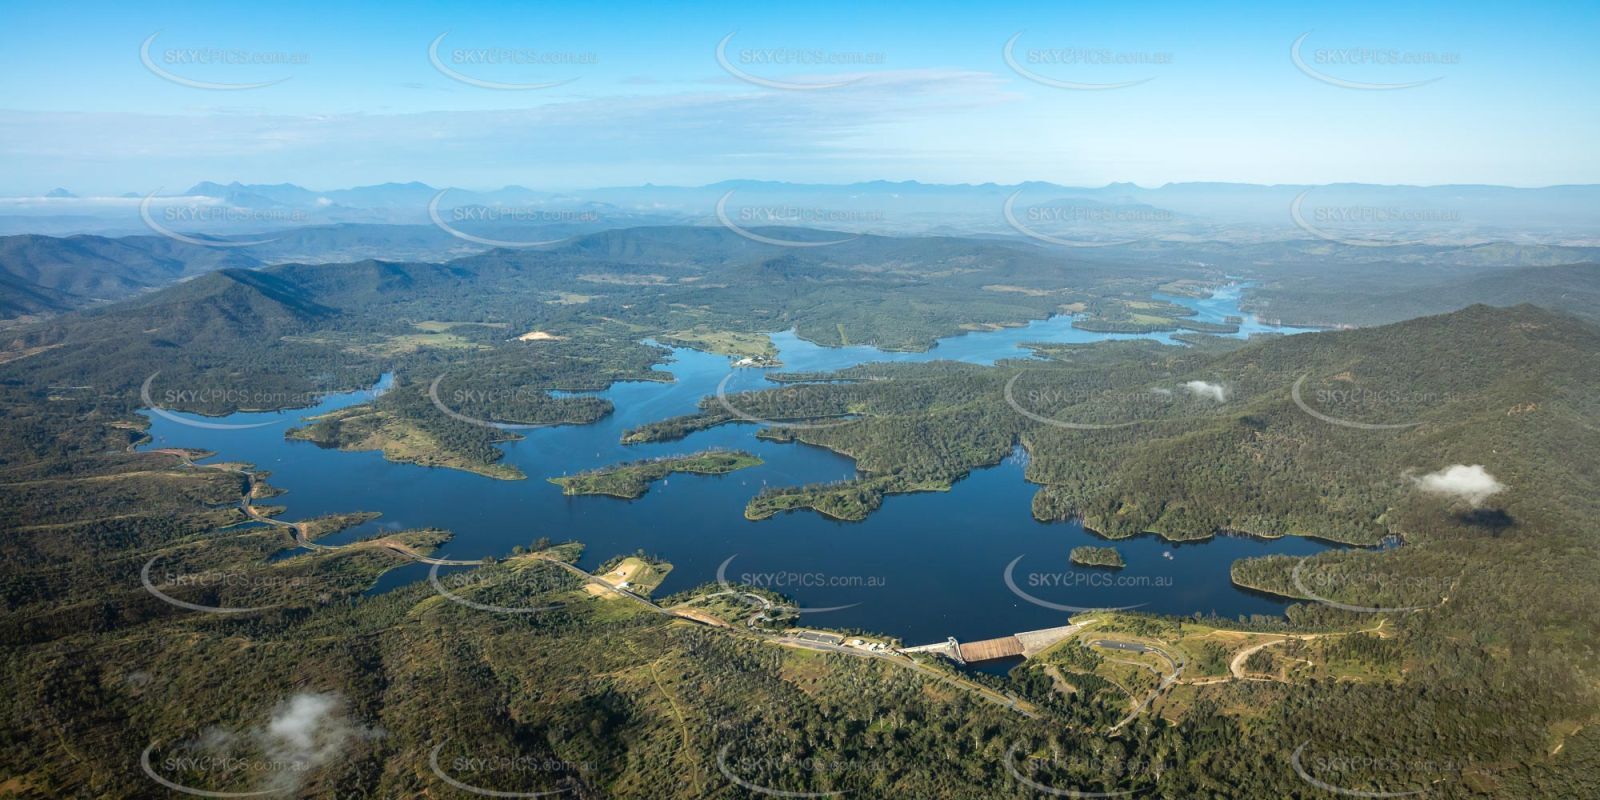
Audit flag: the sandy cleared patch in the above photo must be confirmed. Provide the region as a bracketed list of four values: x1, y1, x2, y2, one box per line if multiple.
[601, 559, 643, 584]
[0, 342, 63, 365]
[518, 330, 567, 341]
[671, 608, 730, 627]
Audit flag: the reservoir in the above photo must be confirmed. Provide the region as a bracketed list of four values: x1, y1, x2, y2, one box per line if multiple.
[139, 287, 1336, 647]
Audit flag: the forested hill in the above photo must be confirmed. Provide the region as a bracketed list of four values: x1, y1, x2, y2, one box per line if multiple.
[0, 233, 261, 317]
[2, 232, 1598, 794]
[619, 303, 1600, 793]
[0, 268, 369, 434]
[125, 268, 336, 321]
[0, 225, 1184, 417]
[0, 268, 76, 318]
[644, 302, 1600, 547]
[1241, 260, 1600, 327]
[1026, 302, 1600, 541]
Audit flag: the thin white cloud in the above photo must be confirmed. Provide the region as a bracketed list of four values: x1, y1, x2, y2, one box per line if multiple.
[1410, 464, 1506, 507]
[256, 692, 375, 793]
[1182, 380, 1228, 402]
[0, 70, 1014, 191]
[171, 692, 379, 794]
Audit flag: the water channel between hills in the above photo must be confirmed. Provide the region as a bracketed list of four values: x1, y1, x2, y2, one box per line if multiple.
[139, 285, 1338, 648]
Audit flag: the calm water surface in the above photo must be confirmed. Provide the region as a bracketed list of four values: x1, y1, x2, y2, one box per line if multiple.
[139, 288, 1333, 645]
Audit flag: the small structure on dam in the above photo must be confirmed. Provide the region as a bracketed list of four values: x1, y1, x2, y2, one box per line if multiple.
[900, 623, 1086, 665]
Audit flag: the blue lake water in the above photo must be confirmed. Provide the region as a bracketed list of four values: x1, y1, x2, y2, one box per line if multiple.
[138, 287, 1334, 646]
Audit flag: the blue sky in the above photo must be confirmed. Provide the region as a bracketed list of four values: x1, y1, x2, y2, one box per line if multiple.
[2, 0, 1596, 192]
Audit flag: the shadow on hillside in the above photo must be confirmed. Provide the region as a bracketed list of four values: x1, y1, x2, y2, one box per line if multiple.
[1456, 507, 1515, 534]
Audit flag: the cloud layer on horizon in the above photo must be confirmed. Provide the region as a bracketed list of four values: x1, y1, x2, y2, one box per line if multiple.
[0, 70, 1016, 192]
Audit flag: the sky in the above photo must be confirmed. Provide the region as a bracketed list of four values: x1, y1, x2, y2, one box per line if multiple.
[2, 0, 1597, 193]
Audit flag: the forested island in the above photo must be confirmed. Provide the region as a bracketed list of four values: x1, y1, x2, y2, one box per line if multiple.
[550, 450, 762, 498]
[746, 476, 886, 521]
[1070, 545, 1126, 569]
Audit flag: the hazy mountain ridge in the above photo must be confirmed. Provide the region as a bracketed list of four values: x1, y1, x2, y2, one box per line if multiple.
[10, 180, 1598, 245]
[1242, 261, 1600, 327]
[0, 233, 261, 319]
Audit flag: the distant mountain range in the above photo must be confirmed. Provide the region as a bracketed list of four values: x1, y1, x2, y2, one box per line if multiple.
[5, 180, 1597, 245]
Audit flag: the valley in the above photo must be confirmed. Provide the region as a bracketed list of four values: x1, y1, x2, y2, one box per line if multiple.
[2, 225, 1597, 797]
[7, 5, 1600, 793]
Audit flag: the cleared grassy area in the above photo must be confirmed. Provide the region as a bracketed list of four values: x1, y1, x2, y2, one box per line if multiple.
[657, 328, 777, 360]
[1079, 613, 1401, 686]
[1069, 297, 1205, 333]
[372, 331, 492, 355]
[411, 320, 510, 332]
[1156, 279, 1222, 298]
[594, 555, 673, 596]
[297, 511, 383, 543]
[981, 284, 1056, 297]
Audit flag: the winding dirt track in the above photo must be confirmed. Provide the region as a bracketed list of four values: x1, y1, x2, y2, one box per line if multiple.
[1227, 620, 1389, 681]
[1086, 639, 1185, 733]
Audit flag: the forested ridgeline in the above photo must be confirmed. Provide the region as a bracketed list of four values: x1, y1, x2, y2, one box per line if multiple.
[609, 304, 1600, 792]
[1239, 260, 1600, 328]
[0, 227, 1216, 479]
[1, 228, 1598, 795]
[626, 305, 1598, 544]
